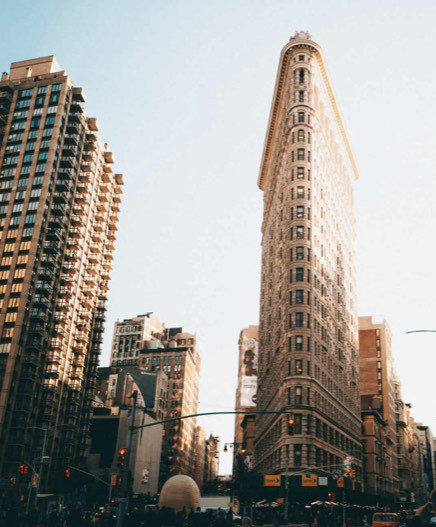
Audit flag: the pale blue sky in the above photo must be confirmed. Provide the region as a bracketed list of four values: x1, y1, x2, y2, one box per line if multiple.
[2, 0, 436, 474]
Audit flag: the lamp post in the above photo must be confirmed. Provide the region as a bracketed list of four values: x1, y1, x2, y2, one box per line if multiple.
[223, 442, 246, 510]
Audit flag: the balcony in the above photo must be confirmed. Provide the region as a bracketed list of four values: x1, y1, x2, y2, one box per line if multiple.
[43, 240, 61, 253]
[83, 150, 97, 163]
[77, 183, 92, 196]
[78, 172, 91, 183]
[28, 322, 46, 336]
[66, 239, 83, 252]
[81, 161, 95, 173]
[98, 193, 109, 203]
[26, 337, 43, 350]
[64, 250, 79, 262]
[46, 229, 63, 242]
[58, 169, 74, 180]
[63, 263, 78, 274]
[69, 227, 83, 239]
[44, 365, 59, 377]
[69, 380, 82, 391]
[85, 264, 98, 275]
[51, 204, 66, 216]
[60, 157, 74, 169]
[82, 287, 93, 298]
[58, 287, 72, 299]
[81, 297, 93, 309]
[66, 122, 82, 134]
[72, 342, 85, 354]
[49, 338, 64, 351]
[73, 205, 87, 216]
[56, 301, 71, 314]
[64, 132, 79, 146]
[42, 379, 58, 391]
[75, 331, 89, 343]
[47, 352, 61, 363]
[36, 282, 53, 296]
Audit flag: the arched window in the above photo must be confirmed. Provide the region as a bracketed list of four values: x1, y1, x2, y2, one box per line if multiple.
[299, 68, 305, 83]
[297, 129, 305, 142]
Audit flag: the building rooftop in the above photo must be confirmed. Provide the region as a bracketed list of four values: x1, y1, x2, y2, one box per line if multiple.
[9, 56, 61, 80]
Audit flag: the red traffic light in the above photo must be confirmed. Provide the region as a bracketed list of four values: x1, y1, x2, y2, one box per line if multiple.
[65, 468, 70, 478]
[287, 414, 295, 435]
[117, 447, 128, 470]
[19, 464, 28, 475]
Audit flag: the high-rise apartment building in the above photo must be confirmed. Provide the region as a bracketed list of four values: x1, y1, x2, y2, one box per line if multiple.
[0, 57, 123, 488]
[359, 316, 398, 497]
[110, 312, 163, 367]
[255, 32, 362, 478]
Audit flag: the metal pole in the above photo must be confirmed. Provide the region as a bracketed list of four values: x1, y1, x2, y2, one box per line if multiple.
[342, 489, 346, 527]
[108, 474, 113, 506]
[284, 457, 289, 522]
[116, 390, 137, 527]
[35, 428, 48, 514]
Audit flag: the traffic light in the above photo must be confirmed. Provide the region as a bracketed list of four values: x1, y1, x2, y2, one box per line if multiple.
[19, 464, 28, 475]
[328, 492, 336, 501]
[117, 447, 127, 470]
[344, 468, 355, 478]
[287, 414, 295, 435]
[9, 476, 16, 486]
[65, 468, 70, 479]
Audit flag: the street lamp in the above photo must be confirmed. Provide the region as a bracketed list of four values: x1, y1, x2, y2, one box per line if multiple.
[223, 442, 247, 510]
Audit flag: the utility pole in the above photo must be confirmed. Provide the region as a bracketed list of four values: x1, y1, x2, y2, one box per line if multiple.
[284, 456, 289, 522]
[116, 390, 137, 527]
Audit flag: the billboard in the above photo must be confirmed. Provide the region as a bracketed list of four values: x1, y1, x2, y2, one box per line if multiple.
[239, 337, 258, 408]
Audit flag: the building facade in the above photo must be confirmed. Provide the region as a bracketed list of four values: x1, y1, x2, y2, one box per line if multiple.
[0, 56, 123, 489]
[110, 313, 164, 367]
[234, 326, 258, 448]
[138, 328, 201, 485]
[255, 32, 362, 479]
[359, 316, 397, 498]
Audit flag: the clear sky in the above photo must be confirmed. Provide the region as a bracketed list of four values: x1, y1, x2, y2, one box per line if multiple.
[1, 0, 436, 475]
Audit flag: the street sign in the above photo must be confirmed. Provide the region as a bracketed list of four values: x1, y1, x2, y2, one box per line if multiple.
[264, 475, 281, 487]
[302, 473, 318, 487]
[318, 477, 328, 486]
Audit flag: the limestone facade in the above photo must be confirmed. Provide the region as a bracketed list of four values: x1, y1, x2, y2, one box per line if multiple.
[255, 32, 362, 479]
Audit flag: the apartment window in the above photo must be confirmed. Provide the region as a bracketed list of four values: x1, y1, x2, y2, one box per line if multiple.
[19, 88, 33, 98]
[295, 336, 303, 351]
[30, 118, 41, 129]
[45, 116, 55, 127]
[295, 386, 303, 404]
[37, 86, 48, 95]
[33, 108, 43, 117]
[30, 189, 41, 198]
[51, 83, 62, 92]
[296, 226, 304, 239]
[297, 186, 304, 198]
[10, 216, 21, 226]
[297, 129, 305, 141]
[299, 55, 305, 61]
[16, 100, 31, 109]
[296, 268, 304, 281]
[47, 106, 58, 114]
[42, 128, 52, 138]
[294, 414, 302, 434]
[295, 290, 304, 304]
[38, 152, 48, 161]
[297, 148, 304, 160]
[296, 247, 304, 260]
[297, 167, 304, 179]
[28, 130, 39, 140]
[298, 112, 304, 123]
[27, 201, 38, 211]
[34, 96, 45, 107]
[298, 91, 304, 102]
[24, 214, 36, 224]
[295, 312, 303, 327]
[35, 164, 46, 173]
[49, 94, 59, 104]
[13, 111, 28, 120]
[296, 206, 304, 218]
[3, 156, 19, 166]
[10, 122, 25, 131]
[12, 204, 23, 213]
[295, 360, 303, 375]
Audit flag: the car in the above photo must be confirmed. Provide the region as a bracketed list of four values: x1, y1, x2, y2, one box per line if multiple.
[372, 512, 400, 527]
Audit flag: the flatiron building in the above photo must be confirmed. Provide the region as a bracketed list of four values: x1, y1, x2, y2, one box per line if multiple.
[255, 32, 362, 478]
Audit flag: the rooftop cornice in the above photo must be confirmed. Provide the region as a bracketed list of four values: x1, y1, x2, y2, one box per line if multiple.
[258, 34, 359, 190]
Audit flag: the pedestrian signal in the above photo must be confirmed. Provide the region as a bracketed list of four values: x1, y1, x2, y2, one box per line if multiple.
[117, 447, 127, 470]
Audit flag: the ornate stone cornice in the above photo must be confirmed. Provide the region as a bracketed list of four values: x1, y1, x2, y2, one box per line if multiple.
[258, 34, 359, 191]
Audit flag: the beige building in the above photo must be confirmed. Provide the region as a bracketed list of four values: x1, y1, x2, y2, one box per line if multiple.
[359, 316, 397, 497]
[138, 326, 201, 485]
[255, 32, 362, 479]
[110, 312, 164, 367]
[0, 57, 123, 489]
